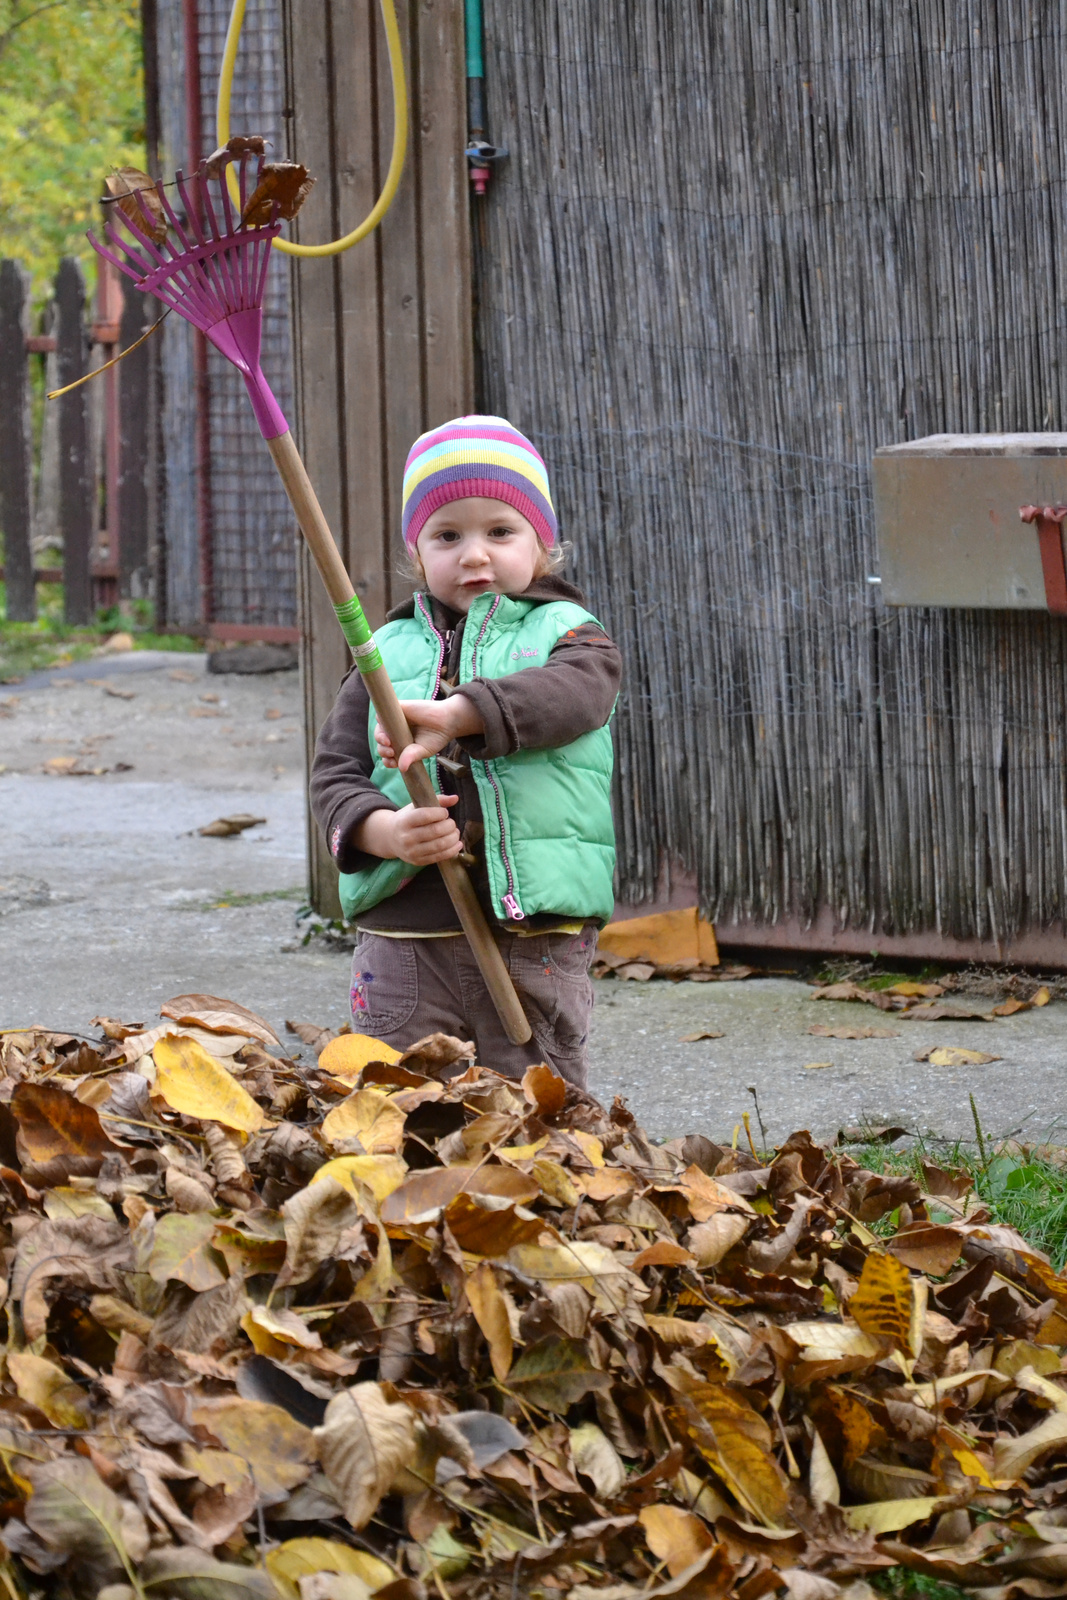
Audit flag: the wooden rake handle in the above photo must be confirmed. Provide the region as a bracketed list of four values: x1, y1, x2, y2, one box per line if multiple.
[267, 430, 533, 1047]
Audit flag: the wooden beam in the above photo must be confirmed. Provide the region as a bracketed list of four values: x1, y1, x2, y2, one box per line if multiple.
[283, 0, 473, 918]
[0, 260, 35, 623]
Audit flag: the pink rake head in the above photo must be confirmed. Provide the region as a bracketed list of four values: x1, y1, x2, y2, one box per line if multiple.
[88, 150, 288, 440]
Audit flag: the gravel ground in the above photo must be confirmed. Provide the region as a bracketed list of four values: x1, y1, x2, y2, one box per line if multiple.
[2, 651, 1063, 1146]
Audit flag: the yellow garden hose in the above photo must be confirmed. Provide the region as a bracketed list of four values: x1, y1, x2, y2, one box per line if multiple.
[216, 0, 408, 256]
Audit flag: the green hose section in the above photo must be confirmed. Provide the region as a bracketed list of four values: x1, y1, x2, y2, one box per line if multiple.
[465, 0, 483, 80]
[334, 596, 384, 673]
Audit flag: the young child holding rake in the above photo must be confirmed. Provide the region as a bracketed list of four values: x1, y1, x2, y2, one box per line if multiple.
[311, 416, 621, 1088]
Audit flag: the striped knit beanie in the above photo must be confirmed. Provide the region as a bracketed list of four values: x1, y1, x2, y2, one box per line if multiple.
[401, 415, 557, 550]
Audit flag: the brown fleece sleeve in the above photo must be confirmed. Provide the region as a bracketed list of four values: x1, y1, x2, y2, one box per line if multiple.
[455, 623, 621, 760]
[309, 668, 398, 874]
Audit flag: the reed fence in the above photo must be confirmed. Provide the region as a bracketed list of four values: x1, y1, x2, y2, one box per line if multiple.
[473, 0, 1067, 945]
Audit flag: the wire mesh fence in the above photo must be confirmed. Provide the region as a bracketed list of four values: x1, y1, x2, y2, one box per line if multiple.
[473, 0, 1067, 944]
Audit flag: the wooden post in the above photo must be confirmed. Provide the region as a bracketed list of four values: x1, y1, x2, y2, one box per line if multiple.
[0, 260, 35, 622]
[55, 257, 92, 626]
[117, 281, 152, 598]
[283, 0, 473, 916]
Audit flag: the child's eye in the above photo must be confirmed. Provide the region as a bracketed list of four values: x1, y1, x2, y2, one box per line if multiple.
[435, 528, 460, 543]
[489, 526, 514, 538]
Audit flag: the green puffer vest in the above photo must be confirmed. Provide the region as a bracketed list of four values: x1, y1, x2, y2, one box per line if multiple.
[338, 591, 616, 926]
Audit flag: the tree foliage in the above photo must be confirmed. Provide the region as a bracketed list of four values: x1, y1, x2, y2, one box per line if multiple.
[0, 0, 144, 300]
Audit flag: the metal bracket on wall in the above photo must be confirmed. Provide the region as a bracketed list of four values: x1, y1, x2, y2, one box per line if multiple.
[1020, 504, 1067, 614]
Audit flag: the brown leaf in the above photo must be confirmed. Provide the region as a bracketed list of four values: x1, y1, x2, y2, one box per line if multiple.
[886, 1223, 964, 1276]
[314, 1383, 417, 1528]
[12, 1080, 118, 1161]
[632, 1239, 696, 1271]
[639, 1504, 716, 1576]
[522, 1061, 568, 1115]
[241, 162, 316, 226]
[161, 992, 280, 1046]
[105, 166, 167, 244]
[381, 1164, 540, 1227]
[680, 1030, 726, 1041]
[204, 133, 267, 176]
[197, 814, 267, 836]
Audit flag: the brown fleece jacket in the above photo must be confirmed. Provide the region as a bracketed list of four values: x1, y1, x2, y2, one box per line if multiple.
[309, 575, 621, 931]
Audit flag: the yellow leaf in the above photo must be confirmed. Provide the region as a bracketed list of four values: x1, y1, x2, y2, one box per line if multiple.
[849, 1253, 914, 1352]
[506, 1239, 647, 1312]
[152, 1034, 265, 1132]
[1034, 986, 1051, 1006]
[950, 1446, 994, 1488]
[639, 1504, 715, 1576]
[322, 1089, 406, 1153]
[783, 1321, 883, 1360]
[311, 1154, 408, 1204]
[267, 1538, 394, 1600]
[501, 1136, 549, 1162]
[354, 1220, 398, 1325]
[466, 1260, 513, 1380]
[569, 1130, 605, 1167]
[249, 1305, 323, 1349]
[148, 1212, 228, 1290]
[7, 1352, 91, 1429]
[42, 1187, 115, 1221]
[319, 1033, 402, 1081]
[190, 1397, 316, 1497]
[671, 1380, 789, 1529]
[531, 1158, 581, 1208]
[178, 1445, 252, 1493]
[844, 1496, 947, 1533]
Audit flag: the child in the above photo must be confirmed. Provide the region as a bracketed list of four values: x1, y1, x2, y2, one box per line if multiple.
[310, 416, 621, 1088]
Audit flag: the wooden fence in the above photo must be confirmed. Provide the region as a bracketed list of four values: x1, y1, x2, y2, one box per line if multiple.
[0, 257, 155, 626]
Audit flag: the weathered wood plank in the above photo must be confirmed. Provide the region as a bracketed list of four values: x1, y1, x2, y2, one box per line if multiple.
[284, 0, 473, 916]
[54, 258, 92, 627]
[0, 261, 35, 622]
[117, 283, 152, 598]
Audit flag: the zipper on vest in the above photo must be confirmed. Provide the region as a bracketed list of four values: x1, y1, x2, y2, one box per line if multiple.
[415, 593, 446, 699]
[469, 597, 525, 922]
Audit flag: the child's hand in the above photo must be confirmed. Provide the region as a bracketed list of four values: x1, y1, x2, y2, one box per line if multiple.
[366, 795, 463, 865]
[375, 694, 484, 772]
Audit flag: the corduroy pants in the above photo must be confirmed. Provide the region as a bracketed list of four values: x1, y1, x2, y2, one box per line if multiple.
[349, 923, 598, 1088]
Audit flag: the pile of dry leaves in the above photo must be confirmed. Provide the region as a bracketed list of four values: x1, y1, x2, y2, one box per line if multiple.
[3, 997, 1067, 1600]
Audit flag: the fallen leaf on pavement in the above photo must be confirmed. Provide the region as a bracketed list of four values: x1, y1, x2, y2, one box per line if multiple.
[197, 813, 266, 835]
[679, 1030, 725, 1041]
[913, 1046, 1001, 1066]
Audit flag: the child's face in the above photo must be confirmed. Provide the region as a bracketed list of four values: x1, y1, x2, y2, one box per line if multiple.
[415, 497, 543, 612]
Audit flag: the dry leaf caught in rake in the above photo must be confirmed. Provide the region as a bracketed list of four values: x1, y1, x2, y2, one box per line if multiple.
[241, 161, 316, 226]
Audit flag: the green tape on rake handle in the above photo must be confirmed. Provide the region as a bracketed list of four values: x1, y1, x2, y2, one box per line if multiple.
[334, 597, 384, 673]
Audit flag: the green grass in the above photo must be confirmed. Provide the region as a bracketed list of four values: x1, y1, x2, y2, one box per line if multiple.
[843, 1129, 1067, 1270]
[201, 889, 305, 912]
[0, 584, 202, 680]
[873, 1569, 971, 1600]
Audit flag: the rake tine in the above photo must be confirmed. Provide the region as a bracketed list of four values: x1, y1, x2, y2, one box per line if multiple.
[101, 221, 151, 279]
[199, 176, 242, 311]
[175, 172, 232, 316]
[108, 205, 169, 272]
[87, 232, 141, 282]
